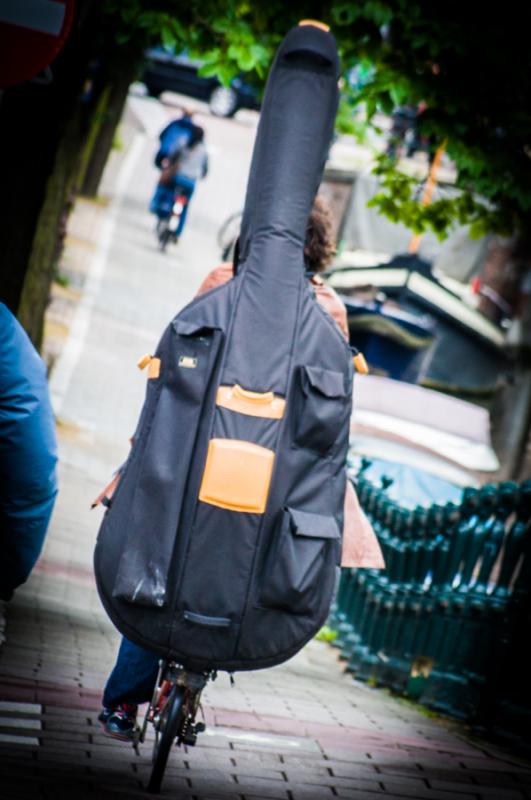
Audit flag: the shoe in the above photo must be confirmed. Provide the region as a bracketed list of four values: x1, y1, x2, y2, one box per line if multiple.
[102, 703, 138, 741]
[98, 706, 112, 727]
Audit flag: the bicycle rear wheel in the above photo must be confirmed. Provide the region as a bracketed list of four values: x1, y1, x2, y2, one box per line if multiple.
[158, 226, 171, 252]
[147, 684, 186, 794]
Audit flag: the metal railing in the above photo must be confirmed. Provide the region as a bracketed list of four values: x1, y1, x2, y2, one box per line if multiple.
[329, 463, 531, 734]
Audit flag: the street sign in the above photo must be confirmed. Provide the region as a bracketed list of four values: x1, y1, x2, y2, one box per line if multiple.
[0, 0, 75, 88]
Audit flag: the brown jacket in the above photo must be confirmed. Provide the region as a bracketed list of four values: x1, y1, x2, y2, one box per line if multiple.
[197, 264, 385, 570]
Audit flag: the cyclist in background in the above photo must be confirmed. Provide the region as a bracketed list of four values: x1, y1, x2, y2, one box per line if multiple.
[154, 108, 195, 169]
[149, 125, 208, 242]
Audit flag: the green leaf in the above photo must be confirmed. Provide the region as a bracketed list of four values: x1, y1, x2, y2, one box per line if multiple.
[161, 26, 177, 52]
[198, 61, 224, 79]
[315, 625, 338, 642]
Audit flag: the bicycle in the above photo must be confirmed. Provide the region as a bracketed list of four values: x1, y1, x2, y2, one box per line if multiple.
[216, 210, 242, 261]
[155, 191, 189, 252]
[133, 660, 214, 794]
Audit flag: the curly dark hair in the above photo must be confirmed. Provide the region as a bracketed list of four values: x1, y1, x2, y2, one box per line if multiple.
[304, 195, 336, 273]
[189, 125, 204, 147]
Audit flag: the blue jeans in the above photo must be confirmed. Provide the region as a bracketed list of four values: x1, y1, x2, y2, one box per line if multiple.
[149, 176, 195, 237]
[103, 637, 160, 708]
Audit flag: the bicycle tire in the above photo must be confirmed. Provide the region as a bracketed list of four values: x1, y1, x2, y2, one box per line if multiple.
[158, 228, 170, 252]
[147, 685, 186, 794]
[216, 210, 242, 249]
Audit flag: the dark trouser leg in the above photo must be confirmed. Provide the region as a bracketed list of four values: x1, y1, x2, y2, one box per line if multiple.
[175, 184, 194, 237]
[149, 184, 174, 217]
[103, 636, 160, 707]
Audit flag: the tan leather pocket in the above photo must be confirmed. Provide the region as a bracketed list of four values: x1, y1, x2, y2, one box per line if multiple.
[199, 439, 275, 513]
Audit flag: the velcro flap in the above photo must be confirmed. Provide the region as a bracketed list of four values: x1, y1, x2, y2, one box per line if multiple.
[287, 508, 341, 539]
[304, 366, 346, 398]
[173, 319, 212, 337]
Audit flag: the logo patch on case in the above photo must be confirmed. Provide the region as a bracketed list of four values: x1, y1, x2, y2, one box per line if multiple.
[179, 356, 198, 369]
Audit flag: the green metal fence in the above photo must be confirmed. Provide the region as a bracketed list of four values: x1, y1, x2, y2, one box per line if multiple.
[329, 463, 531, 735]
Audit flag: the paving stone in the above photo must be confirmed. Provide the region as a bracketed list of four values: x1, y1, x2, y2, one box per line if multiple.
[324, 774, 389, 791]
[321, 759, 381, 777]
[226, 751, 284, 766]
[187, 773, 239, 789]
[474, 791, 529, 800]
[194, 796, 244, 800]
[429, 779, 525, 796]
[243, 797, 290, 800]
[37, 752, 93, 769]
[276, 766, 332, 781]
[379, 778, 478, 799]
[404, 769, 476, 783]
[214, 777, 288, 798]
[377, 759, 449, 775]
[188, 785, 245, 798]
[227, 765, 286, 782]
[334, 793, 441, 800]
[37, 741, 91, 756]
[289, 786, 335, 800]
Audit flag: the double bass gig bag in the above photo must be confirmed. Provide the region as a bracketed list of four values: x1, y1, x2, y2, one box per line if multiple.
[94, 22, 353, 673]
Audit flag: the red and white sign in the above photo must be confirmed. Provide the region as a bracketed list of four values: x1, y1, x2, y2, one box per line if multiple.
[0, 0, 75, 88]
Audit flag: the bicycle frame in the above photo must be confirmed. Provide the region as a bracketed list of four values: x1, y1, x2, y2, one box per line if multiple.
[133, 660, 212, 753]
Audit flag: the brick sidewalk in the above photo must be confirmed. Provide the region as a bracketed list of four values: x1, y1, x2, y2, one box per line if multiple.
[2, 310, 530, 800]
[2, 521, 531, 800]
[2, 96, 530, 800]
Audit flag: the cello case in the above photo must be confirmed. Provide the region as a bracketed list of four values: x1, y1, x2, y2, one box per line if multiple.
[94, 22, 353, 672]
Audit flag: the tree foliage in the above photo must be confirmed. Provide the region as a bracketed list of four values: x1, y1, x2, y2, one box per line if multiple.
[102, 0, 531, 239]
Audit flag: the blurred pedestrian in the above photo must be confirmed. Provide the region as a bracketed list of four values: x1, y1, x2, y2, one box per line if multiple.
[0, 304, 58, 601]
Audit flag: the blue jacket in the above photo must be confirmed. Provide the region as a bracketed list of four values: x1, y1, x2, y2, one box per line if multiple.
[155, 118, 194, 168]
[0, 303, 58, 598]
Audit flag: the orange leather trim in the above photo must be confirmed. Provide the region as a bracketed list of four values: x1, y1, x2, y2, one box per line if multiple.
[137, 353, 152, 370]
[148, 357, 161, 379]
[298, 19, 330, 31]
[216, 385, 285, 420]
[137, 354, 161, 378]
[353, 353, 369, 375]
[199, 439, 275, 514]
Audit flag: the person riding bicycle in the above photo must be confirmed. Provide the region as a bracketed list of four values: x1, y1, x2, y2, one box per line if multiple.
[149, 125, 208, 241]
[96, 196, 383, 740]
